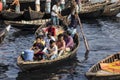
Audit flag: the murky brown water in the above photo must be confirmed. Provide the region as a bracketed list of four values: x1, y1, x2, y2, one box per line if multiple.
[0, 17, 120, 80]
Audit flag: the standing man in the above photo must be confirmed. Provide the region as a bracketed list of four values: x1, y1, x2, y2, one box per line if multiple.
[60, 0, 65, 10]
[35, 0, 40, 12]
[45, 0, 51, 13]
[2, 0, 6, 9]
[51, 1, 61, 26]
[76, 0, 82, 12]
[0, 0, 3, 12]
[67, 1, 79, 37]
[11, 0, 20, 13]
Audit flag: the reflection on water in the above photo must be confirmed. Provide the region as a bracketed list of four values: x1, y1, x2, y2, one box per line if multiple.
[0, 17, 120, 80]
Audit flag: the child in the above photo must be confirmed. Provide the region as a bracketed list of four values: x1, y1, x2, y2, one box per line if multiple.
[31, 35, 45, 60]
[44, 32, 56, 48]
[43, 40, 58, 60]
[56, 34, 66, 56]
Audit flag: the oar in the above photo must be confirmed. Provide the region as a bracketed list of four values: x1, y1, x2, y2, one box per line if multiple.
[77, 16, 90, 53]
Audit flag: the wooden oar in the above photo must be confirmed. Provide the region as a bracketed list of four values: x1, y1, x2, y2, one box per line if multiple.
[77, 16, 90, 53]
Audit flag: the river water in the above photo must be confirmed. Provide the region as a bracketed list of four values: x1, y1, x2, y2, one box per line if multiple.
[0, 17, 120, 80]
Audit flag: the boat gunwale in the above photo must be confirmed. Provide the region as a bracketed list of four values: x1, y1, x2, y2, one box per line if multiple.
[86, 52, 120, 77]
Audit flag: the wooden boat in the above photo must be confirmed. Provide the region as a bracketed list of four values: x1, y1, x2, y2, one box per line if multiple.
[86, 52, 120, 80]
[23, 7, 45, 20]
[61, 1, 106, 18]
[17, 22, 80, 71]
[4, 19, 50, 31]
[0, 25, 11, 43]
[102, 3, 120, 16]
[1, 10, 23, 21]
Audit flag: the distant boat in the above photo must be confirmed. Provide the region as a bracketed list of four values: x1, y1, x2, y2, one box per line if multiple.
[23, 7, 45, 20]
[61, 1, 106, 18]
[17, 22, 80, 71]
[102, 3, 120, 16]
[0, 25, 11, 43]
[1, 10, 24, 21]
[4, 19, 50, 31]
[86, 52, 120, 80]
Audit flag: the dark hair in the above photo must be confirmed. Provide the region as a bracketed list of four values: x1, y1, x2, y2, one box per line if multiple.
[58, 34, 64, 38]
[50, 40, 55, 45]
[36, 35, 43, 39]
[64, 31, 71, 37]
[47, 22, 53, 26]
[66, 31, 71, 36]
[56, 0, 60, 4]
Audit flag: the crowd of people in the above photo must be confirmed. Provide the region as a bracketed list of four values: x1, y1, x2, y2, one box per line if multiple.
[22, 22, 75, 61]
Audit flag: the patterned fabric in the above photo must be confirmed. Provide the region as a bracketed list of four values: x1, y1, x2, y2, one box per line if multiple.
[100, 61, 120, 73]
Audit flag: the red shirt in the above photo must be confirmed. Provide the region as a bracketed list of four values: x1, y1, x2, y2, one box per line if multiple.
[0, 2, 3, 11]
[46, 26, 56, 36]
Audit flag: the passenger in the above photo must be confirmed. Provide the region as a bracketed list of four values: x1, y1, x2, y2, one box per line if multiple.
[35, 0, 40, 12]
[64, 31, 74, 51]
[44, 32, 56, 47]
[31, 36, 45, 60]
[67, 12, 79, 37]
[43, 23, 57, 36]
[45, 0, 51, 13]
[43, 40, 58, 60]
[60, 0, 65, 10]
[56, 34, 66, 56]
[11, 0, 20, 13]
[0, 0, 3, 12]
[51, 1, 61, 25]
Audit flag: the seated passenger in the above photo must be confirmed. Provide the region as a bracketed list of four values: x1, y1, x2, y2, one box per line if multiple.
[64, 31, 74, 51]
[44, 32, 56, 47]
[43, 23, 57, 36]
[43, 40, 58, 60]
[56, 34, 66, 56]
[31, 36, 45, 60]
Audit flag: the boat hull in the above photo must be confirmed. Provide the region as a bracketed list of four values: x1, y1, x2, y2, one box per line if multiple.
[86, 52, 120, 80]
[102, 3, 120, 16]
[1, 11, 23, 21]
[4, 19, 50, 31]
[23, 9, 44, 20]
[17, 23, 80, 71]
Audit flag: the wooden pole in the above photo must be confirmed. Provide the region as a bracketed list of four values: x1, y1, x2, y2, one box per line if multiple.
[77, 16, 90, 53]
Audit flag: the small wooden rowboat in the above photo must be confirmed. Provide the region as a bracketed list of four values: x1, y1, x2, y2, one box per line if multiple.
[102, 3, 120, 16]
[1, 10, 23, 21]
[86, 52, 120, 80]
[17, 22, 80, 71]
[23, 7, 45, 20]
[4, 19, 50, 31]
[0, 25, 11, 43]
[61, 1, 106, 18]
